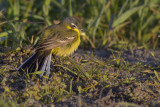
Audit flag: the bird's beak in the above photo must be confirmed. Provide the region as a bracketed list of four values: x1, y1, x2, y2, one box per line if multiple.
[77, 27, 84, 32]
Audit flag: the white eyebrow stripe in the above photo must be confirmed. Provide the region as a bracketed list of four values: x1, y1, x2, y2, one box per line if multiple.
[71, 23, 75, 25]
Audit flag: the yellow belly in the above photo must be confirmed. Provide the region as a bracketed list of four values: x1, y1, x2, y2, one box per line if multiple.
[52, 36, 80, 56]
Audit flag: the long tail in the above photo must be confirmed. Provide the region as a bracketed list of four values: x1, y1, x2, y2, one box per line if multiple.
[18, 50, 52, 77]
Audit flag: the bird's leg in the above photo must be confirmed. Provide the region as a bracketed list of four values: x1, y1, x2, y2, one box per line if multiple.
[52, 54, 59, 72]
[52, 54, 60, 63]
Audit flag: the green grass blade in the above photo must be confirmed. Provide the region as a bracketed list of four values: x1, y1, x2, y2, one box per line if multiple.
[113, 6, 143, 28]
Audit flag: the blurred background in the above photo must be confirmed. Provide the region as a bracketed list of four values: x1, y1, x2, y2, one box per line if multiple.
[0, 0, 160, 52]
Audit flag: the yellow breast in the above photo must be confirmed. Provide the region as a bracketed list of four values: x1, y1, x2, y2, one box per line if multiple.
[52, 26, 80, 56]
[56, 35, 80, 56]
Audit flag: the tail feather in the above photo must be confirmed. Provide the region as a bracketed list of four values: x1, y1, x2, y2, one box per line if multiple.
[18, 54, 36, 70]
[46, 54, 51, 76]
[18, 51, 52, 77]
[39, 54, 51, 77]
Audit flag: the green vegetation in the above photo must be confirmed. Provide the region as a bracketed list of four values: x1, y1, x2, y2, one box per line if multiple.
[0, 0, 160, 50]
[1, 50, 160, 106]
[0, 0, 160, 106]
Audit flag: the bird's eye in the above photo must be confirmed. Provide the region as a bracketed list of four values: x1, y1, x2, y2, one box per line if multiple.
[70, 23, 77, 28]
[71, 25, 76, 28]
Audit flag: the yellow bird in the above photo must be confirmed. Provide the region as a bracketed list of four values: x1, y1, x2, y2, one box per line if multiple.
[18, 17, 82, 77]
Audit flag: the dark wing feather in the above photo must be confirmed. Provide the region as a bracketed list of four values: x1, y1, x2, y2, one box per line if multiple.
[35, 30, 78, 51]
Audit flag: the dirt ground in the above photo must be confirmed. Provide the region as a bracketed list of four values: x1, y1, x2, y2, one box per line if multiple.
[55, 49, 160, 107]
[0, 48, 160, 107]
[76, 48, 160, 67]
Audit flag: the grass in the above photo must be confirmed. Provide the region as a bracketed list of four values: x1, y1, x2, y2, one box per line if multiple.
[0, 0, 160, 106]
[1, 48, 160, 106]
[0, 0, 160, 50]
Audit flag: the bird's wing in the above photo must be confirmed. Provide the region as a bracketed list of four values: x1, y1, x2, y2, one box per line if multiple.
[35, 30, 78, 51]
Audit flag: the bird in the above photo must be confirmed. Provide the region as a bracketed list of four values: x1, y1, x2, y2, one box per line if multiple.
[18, 17, 82, 77]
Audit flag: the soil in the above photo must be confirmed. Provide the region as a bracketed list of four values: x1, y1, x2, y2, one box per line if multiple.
[0, 48, 160, 107]
[54, 49, 160, 107]
[75, 48, 160, 67]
